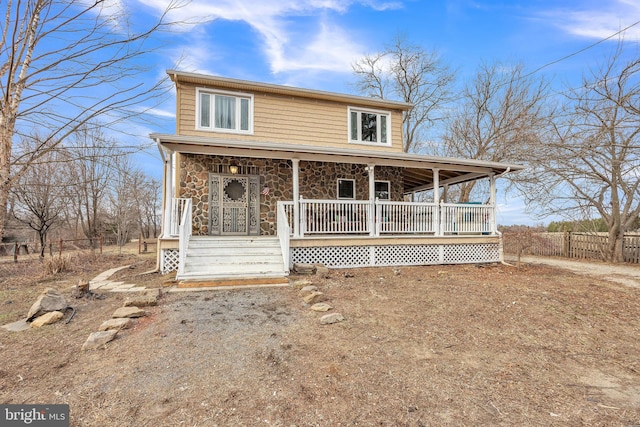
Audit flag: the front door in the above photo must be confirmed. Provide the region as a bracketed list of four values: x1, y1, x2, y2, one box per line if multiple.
[209, 174, 260, 235]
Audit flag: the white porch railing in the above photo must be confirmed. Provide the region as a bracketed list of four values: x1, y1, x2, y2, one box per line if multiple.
[177, 198, 192, 277]
[277, 202, 291, 273]
[170, 198, 191, 237]
[295, 199, 495, 237]
[168, 198, 496, 241]
[300, 199, 372, 235]
[376, 201, 437, 234]
[440, 203, 493, 235]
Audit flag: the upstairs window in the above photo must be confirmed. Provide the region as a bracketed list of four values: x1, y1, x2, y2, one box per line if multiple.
[197, 88, 253, 134]
[349, 107, 390, 146]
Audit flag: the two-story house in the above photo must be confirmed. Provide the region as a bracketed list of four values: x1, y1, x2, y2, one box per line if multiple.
[151, 71, 523, 285]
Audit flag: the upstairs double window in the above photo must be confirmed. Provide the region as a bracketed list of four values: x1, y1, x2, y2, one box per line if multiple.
[349, 107, 391, 146]
[197, 88, 253, 134]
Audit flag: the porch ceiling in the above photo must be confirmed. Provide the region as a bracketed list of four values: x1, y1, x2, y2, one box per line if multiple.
[152, 133, 524, 193]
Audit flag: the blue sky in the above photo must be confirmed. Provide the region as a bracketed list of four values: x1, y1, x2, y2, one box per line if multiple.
[126, 0, 640, 225]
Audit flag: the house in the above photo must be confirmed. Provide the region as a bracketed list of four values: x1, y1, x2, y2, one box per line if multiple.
[151, 70, 523, 283]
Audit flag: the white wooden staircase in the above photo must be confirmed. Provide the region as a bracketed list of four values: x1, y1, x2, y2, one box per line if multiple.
[176, 236, 288, 286]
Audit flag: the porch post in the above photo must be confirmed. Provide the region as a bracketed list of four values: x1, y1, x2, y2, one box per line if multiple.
[367, 164, 376, 236]
[292, 159, 300, 238]
[489, 173, 497, 234]
[433, 168, 441, 236]
[162, 150, 174, 238]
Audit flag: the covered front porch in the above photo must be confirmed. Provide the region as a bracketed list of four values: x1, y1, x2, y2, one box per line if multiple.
[153, 134, 522, 276]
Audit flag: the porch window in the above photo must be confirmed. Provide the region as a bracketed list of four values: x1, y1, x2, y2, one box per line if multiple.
[348, 107, 390, 146]
[375, 181, 390, 200]
[337, 179, 355, 199]
[197, 88, 253, 134]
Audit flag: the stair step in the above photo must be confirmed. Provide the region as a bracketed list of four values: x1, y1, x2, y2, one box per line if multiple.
[177, 236, 287, 281]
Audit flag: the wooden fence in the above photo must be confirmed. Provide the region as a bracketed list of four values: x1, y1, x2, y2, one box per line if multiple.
[0, 236, 104, 262]
[502, 232, 640, 264]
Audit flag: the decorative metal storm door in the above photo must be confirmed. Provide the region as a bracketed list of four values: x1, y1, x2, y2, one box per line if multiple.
[209, 174, 260, 235]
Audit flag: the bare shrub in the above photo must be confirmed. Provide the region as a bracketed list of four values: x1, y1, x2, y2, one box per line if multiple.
[44, 255, 72, 275]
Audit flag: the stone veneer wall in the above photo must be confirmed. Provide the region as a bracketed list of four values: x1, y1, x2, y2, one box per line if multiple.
[179, 154, 405, 236]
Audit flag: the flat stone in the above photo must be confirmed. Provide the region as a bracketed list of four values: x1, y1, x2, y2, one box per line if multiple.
[320, 312, 345, 325]
[290, 279, 314, 289]
[112, 306, 146, 318]
[293, 263, 316, 275]
[110, 283, 134, 290]
[1, 319, 31, 332]
[310, 302, 333, 312]
[110, 285, 140, 293]
[124, 295, 157, 307]
[27, 288, 67, 320]
[302, 291, 325, 304]
[299, 285, 318, 297]
[145, 288, 163, 298]
[31, 311, 64, 327]
[314, 264, 330, 278]
[82, 330, 118, 350]
[98, 318, 133, 331]
[124, 287, 148, 293]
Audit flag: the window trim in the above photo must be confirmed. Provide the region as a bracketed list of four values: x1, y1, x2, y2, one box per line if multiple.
[196, 87, 254, 134]
[347, 106, 392, 147]
[337, 178, 356, 200]
[374, 180, 391, 200]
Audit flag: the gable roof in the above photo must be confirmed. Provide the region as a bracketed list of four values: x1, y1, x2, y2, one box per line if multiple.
[167, 70, 413, 111]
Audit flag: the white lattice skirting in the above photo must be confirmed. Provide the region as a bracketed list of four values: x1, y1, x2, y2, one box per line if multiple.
[291, 243, 500, 268]
[161, 249, 180, 273]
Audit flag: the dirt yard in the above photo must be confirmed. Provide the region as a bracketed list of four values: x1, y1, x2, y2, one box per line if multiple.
[1, 247, 640, 426]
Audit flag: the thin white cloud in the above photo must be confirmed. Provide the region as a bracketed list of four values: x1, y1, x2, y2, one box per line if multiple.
[544, 1, 640, 41]
[136, 0, 396, 75]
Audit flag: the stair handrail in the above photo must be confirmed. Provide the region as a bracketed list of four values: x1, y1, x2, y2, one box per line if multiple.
[277, 201, 291, 274]
[177, 198, 192, 277]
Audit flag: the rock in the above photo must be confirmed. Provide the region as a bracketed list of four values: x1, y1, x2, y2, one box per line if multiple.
[145, 288, 163, 298]
[112, 306, 146, 318]
[290, 279, 314, 289]
[293, 263, 316, 275]
[98, 318, 133, 331]
[320, 313, 345, 325]
[302, 291, 325, 304]
[26, 288, 68, 321]
[30, 311, 64, 327]
[310, 302, 333, 312]
[82, 330, 118, 350]
[314, 264, 330, 278]
[299, 285, 318, 297]
[124, 295, 158, 307]
[1, 319, 31, 332]
[344, 271, 355, 278]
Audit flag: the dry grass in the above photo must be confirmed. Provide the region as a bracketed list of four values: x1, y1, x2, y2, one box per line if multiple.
[1, 251, 639, 426]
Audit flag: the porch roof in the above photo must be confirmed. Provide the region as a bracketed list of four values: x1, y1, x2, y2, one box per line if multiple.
[152, 133, 524, 193]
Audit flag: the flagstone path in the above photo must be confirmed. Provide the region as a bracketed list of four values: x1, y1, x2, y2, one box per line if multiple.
[89, 265, 148, 293]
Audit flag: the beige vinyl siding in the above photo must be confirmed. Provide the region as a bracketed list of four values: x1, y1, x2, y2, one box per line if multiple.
[177, 83, 405, 153]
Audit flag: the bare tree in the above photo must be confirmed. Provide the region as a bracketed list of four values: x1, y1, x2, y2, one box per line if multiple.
[11, 135, 68, 257]
[352, 35, 455, 153]
[517, 43, 640, 262]
[441, 61, 550, 201]
[132, 175, 161, 239]
[105, 157, 139, 252]
[0, 0, 181, 241]
[65, 125, 118, 247]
